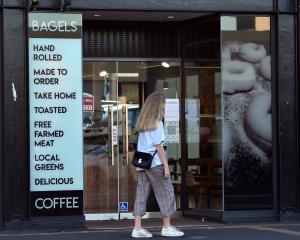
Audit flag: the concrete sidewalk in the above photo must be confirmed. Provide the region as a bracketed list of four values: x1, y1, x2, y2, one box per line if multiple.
[1, 218, 300, 240]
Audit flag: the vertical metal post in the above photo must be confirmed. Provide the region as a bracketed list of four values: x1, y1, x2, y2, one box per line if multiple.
[180, 61, 188, 211]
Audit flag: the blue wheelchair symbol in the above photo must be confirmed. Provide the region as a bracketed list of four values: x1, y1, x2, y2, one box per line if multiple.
[119, 202, 128, 212]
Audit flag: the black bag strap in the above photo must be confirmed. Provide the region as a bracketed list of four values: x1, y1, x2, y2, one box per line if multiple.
[152, 150, 157, 158]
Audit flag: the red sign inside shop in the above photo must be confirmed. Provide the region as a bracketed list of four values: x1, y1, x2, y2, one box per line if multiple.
[83, 94, 94, 112]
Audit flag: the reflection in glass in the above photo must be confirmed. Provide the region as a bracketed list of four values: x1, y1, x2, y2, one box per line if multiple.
[83, 62, 118, 214]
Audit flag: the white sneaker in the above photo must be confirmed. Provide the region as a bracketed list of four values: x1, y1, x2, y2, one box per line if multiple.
[161, 226, 184, 237]
[131, 228, 153, 238]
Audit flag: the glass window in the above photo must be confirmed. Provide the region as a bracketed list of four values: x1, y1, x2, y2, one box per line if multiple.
[182, 14, 222, 212]
[185, 62, 222, 210]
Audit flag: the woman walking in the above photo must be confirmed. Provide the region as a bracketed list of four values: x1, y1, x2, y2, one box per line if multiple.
[131, 92, 184, 238]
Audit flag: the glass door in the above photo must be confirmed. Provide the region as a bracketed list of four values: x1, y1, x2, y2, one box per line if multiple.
[184, 62, 222, 213]
[83, 61, 181, 220]
[83, 62, 119, 220]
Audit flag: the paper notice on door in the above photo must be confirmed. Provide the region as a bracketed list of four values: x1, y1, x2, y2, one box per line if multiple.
[187, 119, 200, 143]
[185, 99, 200, 119]
[165, 121, 179, 143]
[165, 99, 179, 122]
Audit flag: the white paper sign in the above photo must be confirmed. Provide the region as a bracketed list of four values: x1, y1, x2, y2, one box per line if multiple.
[185, 99, 200, 119]
[165, 99, 180, 122]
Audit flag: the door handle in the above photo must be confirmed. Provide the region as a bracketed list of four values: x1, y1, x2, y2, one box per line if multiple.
[122, 105, 129, 165]
[108, 105, 115, 166]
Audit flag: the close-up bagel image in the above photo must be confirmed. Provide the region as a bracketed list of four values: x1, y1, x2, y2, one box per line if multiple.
[222, 60, 256, 94]
[222, 40, 272, 188]
[239, 43, 267, 63]
[244, 91, 272, 153]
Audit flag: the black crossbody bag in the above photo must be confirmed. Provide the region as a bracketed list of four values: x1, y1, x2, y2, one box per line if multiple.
[131, 134, 157, 169]
[131, 150, 157, 169]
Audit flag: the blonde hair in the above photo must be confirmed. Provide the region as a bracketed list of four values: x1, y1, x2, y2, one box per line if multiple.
[135, 92, 166, 132]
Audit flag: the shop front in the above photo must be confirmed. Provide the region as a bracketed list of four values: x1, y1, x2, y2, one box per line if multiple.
[0, 0, 299, 230]
[28, 10, 274, 222]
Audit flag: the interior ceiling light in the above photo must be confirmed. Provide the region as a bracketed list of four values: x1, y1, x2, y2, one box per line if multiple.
[99, 71, 108, 77]
[167, 16, 174, 19]
[161, 62, 170, 68]
[94, 14, 101, 17]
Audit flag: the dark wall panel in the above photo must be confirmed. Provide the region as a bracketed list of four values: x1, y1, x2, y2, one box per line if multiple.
[38, 0, 273, 12]
[3, 9, 28, 223]
[181, 16, 220, 60]
[278, 14, 298, 215]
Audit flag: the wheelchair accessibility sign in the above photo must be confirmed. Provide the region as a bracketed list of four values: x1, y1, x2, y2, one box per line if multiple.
[119, 202, 128, 212]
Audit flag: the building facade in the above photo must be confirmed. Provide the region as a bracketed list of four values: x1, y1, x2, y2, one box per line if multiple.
[0, 0, 299, 229]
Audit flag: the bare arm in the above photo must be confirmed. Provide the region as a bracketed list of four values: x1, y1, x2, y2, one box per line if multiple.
[155, 144, 170, 178]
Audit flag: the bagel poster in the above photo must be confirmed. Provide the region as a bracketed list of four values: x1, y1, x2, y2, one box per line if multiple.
[28, 13, 83, 216]
[221, 16, 272, 210]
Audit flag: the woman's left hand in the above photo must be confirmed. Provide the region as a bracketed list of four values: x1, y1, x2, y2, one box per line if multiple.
[163, 165, 170, 178]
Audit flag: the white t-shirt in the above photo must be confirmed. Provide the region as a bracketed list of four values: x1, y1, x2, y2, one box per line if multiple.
[137, 121, 165, 169]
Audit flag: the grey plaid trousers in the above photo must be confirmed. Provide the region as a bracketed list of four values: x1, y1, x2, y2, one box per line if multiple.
[133, 165, 176, 217]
